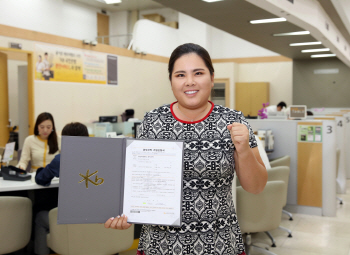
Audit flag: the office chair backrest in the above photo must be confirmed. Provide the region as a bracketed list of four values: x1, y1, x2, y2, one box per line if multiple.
[0, 197, 32, 254]
[266, 166, 290, 206]
[236, 180, 284, 234]
[47, 208, 134, 255]
[269, 155, 291, 168]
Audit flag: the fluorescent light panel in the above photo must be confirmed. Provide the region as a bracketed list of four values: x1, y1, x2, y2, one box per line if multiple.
[314, 69, 339, 74]
[311, 54, 336, 58]
[273, 31, 310, 36]
[302, 48, 330, 53]
[290, 42, 322, 46]
[202, 0, 224, 2]
[104, 0, 121, 4]
[250, 18, 286, 24]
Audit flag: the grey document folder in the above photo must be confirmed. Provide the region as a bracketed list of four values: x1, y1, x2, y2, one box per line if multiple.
[58, 136, 184, 226]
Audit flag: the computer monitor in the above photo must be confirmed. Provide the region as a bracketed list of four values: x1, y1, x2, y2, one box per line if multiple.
[289, 105, 307, 120]
[99, 116, 118, 123]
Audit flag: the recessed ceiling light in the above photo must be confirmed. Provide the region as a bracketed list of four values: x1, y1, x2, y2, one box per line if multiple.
[302, 48, 330, 53]
[273, 31, 310, 36]
[290, 42, 322, 46]
[311, 54, 336, 58]
[250, 18, 286, 24]
[104, 0, 121, 4]
[202, 0, 224, 2]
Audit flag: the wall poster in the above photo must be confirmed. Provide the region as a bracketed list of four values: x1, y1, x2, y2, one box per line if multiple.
[35, 44, 118, 85]
[298, 125, 322, 143]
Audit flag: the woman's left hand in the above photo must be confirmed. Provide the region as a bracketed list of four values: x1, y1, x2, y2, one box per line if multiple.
[227, 123, 250, 154]
[104, 214, 132, 230]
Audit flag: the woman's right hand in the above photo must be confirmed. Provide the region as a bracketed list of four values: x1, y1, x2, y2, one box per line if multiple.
[104, 214, 132, 230]
[18, 166, 25, 170]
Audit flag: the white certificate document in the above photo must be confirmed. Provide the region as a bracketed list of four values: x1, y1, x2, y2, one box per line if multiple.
[123, 140, 184, 226]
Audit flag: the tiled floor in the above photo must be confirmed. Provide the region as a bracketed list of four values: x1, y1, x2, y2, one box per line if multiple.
[121, 180, 350, 255]
[244, 179, 350, 255]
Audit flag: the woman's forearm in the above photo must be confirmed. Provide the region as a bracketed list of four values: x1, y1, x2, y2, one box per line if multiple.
[234, 147, 267, 194]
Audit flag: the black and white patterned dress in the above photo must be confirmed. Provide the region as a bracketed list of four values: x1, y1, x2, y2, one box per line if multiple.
[137, 101, 257, 255]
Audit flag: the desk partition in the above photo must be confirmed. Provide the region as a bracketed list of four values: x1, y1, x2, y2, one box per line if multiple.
[316, 115, 347, 194]
[249, 119, 336, 217]
[341, 111, 350, 179]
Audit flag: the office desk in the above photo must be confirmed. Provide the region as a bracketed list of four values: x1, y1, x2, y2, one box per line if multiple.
[0, 173, 59, 192]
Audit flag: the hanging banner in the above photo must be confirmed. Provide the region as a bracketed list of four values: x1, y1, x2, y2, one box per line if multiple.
[35, 44, 118, 85]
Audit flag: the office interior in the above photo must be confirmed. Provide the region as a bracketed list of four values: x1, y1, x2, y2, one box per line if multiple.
[0, 0, 350, 254]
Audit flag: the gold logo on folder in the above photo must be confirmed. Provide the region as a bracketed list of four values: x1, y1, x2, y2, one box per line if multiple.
[79, 169, 104, 188]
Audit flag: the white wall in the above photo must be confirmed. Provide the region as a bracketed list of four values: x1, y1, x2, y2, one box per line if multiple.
[0, 35, 175, 133]
[0, 0, 281, 59]
[132, 19, 179, 56]
[132, 12, 279, 59]
[110, 11, 128, 35]
[331, 0, 350, 37]
[109, 11, 130, 48]
[207, 26, 278, 59]
[178, 13, 209, 48]
[0, 0, 98, 42]
[237, 62, 293, 107]
[135, 9, 278, 59]
[0, 0, 293, 130]
[132, 13, 210, 57]
[34, 54, 175, 131]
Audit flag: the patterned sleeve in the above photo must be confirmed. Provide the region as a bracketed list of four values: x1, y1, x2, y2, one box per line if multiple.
[236, 112, 257, 149]
[137, 112, 150, 139]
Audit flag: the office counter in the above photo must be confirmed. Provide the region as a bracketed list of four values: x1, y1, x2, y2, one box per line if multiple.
[249, 119, 337, 217]
[0, 173, 59, 192]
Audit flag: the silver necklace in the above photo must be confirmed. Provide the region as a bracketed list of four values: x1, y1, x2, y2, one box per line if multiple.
[177, 102, 209, 122]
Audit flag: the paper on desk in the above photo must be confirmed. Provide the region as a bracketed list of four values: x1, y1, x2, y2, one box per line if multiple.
[3, 142, 15, 162]
[123, 140, 183, 226]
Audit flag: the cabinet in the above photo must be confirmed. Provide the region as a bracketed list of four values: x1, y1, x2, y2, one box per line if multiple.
[211, 79, 230, 108]
[235, 82, 269, 117]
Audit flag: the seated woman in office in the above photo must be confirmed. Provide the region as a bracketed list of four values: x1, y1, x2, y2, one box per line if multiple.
[34, 122, 89, 255]
[104, 43, 267, 255]
[35, 122, 89, 186]
[17, 112, 60, 172]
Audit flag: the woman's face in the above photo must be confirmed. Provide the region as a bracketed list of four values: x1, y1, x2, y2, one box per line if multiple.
[171, 53, 214, 110]
[38, 119, 53, 139]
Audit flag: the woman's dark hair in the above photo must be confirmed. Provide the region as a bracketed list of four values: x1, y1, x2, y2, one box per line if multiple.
[62, 122, 89, 137]
[168, 43, 214, 80]
[34, 112, 58, 154]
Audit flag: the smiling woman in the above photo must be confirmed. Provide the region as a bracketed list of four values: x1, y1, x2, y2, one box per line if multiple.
[104, 43, 267, 255]
[171, 52, 213, 121]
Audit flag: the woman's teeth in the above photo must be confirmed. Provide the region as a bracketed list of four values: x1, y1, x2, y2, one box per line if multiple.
[185, 91, 197, 94]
